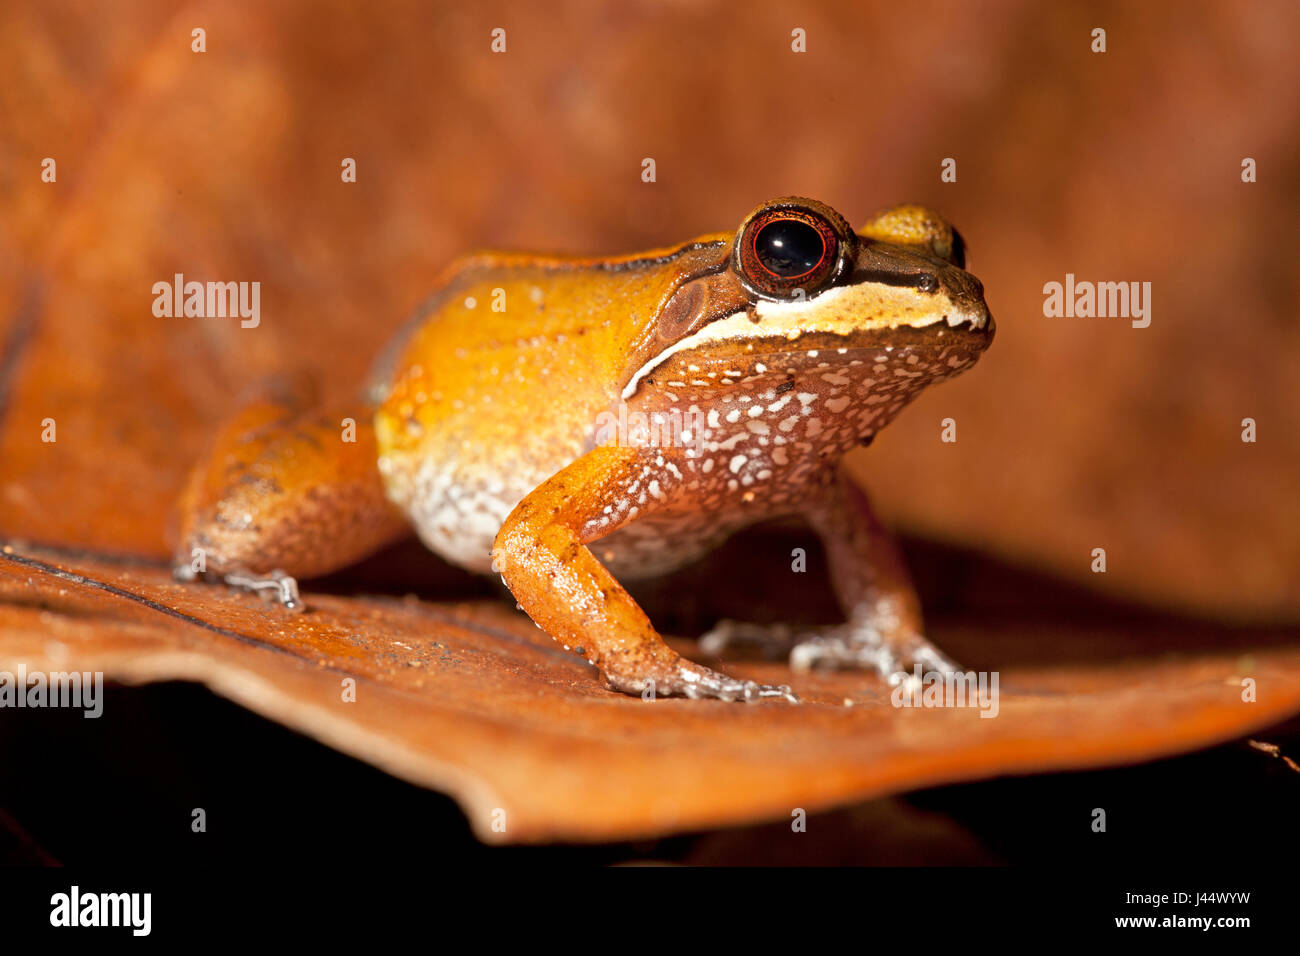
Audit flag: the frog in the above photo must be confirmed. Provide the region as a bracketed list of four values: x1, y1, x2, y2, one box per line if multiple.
[174, 196, 994, 703]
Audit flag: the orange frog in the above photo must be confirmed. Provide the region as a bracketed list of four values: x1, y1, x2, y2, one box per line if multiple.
[175, 197, 994, 702]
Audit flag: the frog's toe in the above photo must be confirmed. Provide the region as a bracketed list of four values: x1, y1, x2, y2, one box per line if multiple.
[732, 679, 800, 704]
[790, 629, 959, 683]
[180, 565, 306, 612]
[698, 619, 799, 660]
[905, 642, 959, 676]
[682, 669, 799, 704]
[790, 633, 896, 674]
[597, 640, 802, 702]
[621, 661, 798, 704]
[222, 568, 304, 611]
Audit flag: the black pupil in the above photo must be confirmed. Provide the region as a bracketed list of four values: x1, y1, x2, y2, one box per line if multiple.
[754, 218, 826, 278]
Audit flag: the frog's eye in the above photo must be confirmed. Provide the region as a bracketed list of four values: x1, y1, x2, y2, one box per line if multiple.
[735, 200, 851, 300]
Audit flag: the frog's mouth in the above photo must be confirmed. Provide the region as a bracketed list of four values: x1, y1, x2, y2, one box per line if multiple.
[742, 324, 992, 360]
[715, 325, 991, 384]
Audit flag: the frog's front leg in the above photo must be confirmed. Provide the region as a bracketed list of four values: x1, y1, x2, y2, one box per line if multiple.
[791, 467, 958, 682]
[701, 467, 957, 684]
[494, 445, 796, 703]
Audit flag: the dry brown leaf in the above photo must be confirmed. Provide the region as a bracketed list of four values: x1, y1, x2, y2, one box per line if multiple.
[2, 544, 1297, 843]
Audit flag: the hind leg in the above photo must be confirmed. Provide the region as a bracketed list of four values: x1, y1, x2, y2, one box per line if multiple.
[174, 388, 410, 607]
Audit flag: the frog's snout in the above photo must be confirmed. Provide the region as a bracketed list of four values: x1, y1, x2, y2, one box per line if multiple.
[956, 293, 994, 338]
[933, 260, 992, 339]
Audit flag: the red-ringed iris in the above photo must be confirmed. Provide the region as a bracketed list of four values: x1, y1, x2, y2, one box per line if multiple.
[736, 201, 848, 299]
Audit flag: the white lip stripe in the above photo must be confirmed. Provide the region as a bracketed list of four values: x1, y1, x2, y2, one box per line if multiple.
[755, 283, 985, 330]
[621, 325, 734, 399]
[621, 282, 983, 400]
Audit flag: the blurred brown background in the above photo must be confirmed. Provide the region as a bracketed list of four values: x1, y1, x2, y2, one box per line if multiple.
[2, 0, 1298, 622]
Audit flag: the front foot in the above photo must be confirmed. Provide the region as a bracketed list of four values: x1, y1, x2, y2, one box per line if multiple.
[702, 617, 958, 686]
[789, 623, 958, 685]
[698, 619, 799, 660]
[603, 650, 799, 704]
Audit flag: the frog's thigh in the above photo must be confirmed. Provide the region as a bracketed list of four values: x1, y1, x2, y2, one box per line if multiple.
[493, 446, 795, 702]
[175, 398, 410, 586]
[792, 466, 958, 679]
